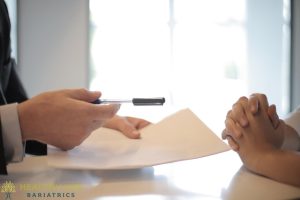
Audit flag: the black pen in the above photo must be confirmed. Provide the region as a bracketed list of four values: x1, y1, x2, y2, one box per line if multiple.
[92, 97, 165, 106]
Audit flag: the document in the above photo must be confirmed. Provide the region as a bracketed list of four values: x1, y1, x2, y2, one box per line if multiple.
[47, 108, 230, 169]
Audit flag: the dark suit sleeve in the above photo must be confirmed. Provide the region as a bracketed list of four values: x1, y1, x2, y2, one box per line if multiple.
[1, 1, 46, 158]
[0, 119, 8, 174]
[5, 60, 47, 156]
[5, 59, 27, 103]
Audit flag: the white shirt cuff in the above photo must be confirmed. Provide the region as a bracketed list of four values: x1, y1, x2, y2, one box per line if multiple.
[0, 103, 24, 162]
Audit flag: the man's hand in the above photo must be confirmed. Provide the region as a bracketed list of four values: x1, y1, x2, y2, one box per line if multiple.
[18, 89, 120, 150]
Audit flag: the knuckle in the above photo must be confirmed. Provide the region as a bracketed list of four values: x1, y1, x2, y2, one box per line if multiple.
[253, 93, 266, 103]
[226, 110, 232, 117]
[78, 88, 89, 95]
[97, 105, 119, 119]
[259, 93, 267, 100]
[232, 103, 241, 111]
[232, 102, 239, 110]
[86, 106, 96, 116]
[225, 118, 232, 129]
[232, 97, 247, 109]
[250, 93, 259, 98]
[221, 129, 228, 139]
[108, 106, 119, 117]
[238, 96, 248, 102]
[109, 109, 117, 117]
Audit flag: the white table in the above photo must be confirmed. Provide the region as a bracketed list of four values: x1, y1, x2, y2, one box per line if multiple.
[1, 150, 300, 200]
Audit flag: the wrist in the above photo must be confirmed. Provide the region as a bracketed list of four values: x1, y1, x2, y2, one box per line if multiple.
[253, 149, 283, 176]
[282, 124, 300, 150]
[17, 102, 34, 141]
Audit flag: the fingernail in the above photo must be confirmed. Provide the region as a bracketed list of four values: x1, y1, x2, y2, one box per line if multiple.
[91, 91, 101, 96]
[132, 130, 140, 135]
[132, 131, 141, 138]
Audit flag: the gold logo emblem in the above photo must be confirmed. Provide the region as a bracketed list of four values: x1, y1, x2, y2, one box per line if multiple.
[1, 181, 16, 200]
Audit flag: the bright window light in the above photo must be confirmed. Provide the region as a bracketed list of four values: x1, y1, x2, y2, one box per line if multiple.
[89, 0, 290, 134]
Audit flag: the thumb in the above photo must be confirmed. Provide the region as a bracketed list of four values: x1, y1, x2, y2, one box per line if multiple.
[68, 89, 102, 102]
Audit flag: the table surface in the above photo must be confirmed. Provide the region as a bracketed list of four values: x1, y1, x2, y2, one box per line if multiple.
[1, 150, 300, 200]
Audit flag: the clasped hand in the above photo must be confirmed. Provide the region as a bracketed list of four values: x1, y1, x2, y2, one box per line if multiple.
[222, 94, 285, 172]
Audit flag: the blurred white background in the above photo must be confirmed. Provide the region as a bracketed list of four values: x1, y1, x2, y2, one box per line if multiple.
[89, 0, 290, 133]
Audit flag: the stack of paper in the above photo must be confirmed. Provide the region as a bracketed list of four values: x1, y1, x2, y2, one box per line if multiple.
[47, 108, 230, 169]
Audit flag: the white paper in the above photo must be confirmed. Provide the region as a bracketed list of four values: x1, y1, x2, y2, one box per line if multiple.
[47, 108, 230, 169]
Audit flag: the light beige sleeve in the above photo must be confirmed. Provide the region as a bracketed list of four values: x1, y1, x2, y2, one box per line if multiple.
[0, 103, 24, 163]
[284, 106, 300, 137]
